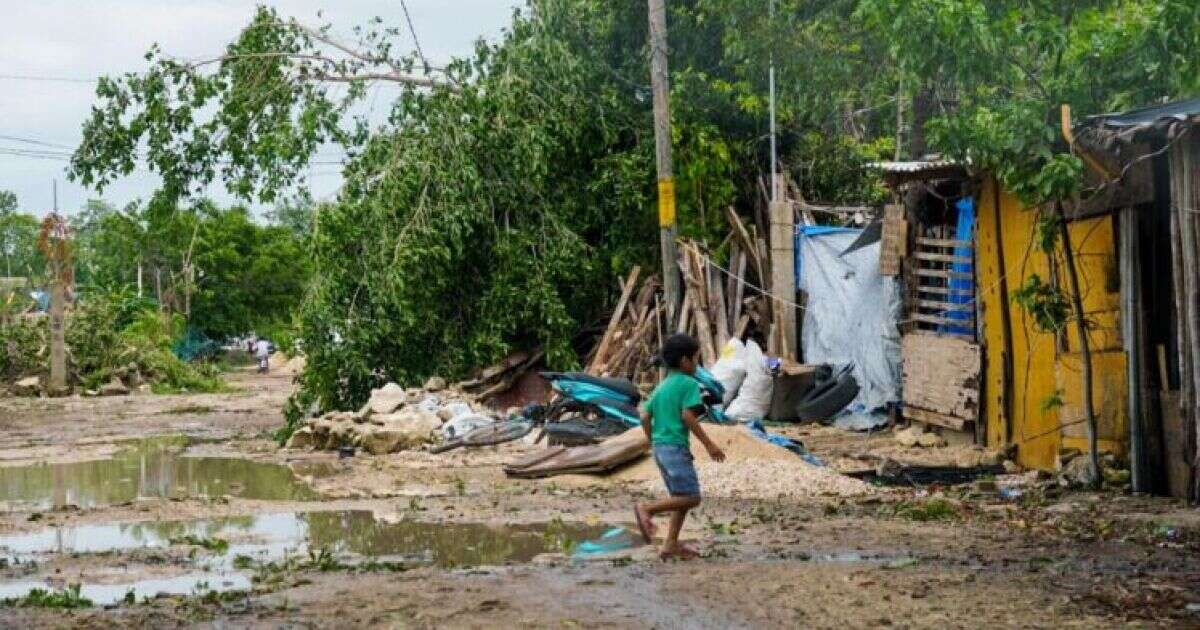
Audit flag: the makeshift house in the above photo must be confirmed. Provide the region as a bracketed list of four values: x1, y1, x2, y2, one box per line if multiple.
[875, 158, 1130, 472]
[873, 97, 1200, 500]
[1072, 98, 1200, 500]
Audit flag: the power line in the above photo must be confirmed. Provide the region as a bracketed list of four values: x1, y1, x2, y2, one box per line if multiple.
[400, 0, 429, 71]
[0, 134, 75, 150]
[0, 73, 96, 84]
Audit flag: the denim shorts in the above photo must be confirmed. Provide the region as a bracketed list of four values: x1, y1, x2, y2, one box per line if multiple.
[653, 444, 700, 497]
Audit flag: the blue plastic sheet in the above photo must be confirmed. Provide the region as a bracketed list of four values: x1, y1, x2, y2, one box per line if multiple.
[939, 197, 976, 336]
[572, 527, 638, 557]
[744, 419, 825, 467]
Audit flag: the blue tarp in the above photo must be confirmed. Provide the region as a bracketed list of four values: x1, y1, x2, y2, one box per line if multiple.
[940, 197, 975, 336]
[744, 419, 825, 466]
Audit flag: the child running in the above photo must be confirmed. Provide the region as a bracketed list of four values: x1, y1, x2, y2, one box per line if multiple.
[634, 333, 726, 560]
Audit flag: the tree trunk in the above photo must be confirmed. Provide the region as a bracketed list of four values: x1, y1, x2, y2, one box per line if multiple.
[1056, 202, 1101, 489]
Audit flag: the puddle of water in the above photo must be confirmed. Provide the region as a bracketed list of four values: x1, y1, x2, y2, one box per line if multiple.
[0, 511, 608, 604]
[0, 573, 252, 607]
[0, 438, 318, 509]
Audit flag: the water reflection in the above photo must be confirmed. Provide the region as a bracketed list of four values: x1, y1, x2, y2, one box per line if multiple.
[0, 438, 318, 509]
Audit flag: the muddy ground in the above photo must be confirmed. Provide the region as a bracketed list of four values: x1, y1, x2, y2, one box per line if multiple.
[0, 369, 1196, 628]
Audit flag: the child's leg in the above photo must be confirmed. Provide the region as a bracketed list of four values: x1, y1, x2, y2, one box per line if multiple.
[636, 496, 699, 542]
[662, 499, 698, 554]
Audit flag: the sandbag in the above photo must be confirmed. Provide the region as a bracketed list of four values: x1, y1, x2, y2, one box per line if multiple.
[724, 340, 773, 421]
[709, 338, 747, 404]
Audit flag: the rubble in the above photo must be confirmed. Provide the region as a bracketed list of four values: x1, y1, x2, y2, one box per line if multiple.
[9, 376, 41, 397]
[99, 377, 131, 396]
[289, 380, 498, 455]
[365, 382, 407, 416]
[895, 424, 947, 448]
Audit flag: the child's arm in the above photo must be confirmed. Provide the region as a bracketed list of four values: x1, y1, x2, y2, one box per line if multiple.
[682, 409, 726, 462]
[639, 407, 653, 442]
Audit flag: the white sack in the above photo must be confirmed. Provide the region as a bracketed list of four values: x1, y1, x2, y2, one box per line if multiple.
[725, 339, 773, 421]
[709, 338, 747, 404]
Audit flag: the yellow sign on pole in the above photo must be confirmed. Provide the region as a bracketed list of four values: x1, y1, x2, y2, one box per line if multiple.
[657, 178, 676, 227]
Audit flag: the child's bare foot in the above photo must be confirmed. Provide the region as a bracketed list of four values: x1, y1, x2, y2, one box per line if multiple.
[658, 543, 699, 560]
[634, 505, 657, 543]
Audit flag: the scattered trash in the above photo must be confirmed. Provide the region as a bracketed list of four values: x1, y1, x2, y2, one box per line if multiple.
[572, 527, 639, 557]
[882, 557, 919, 570]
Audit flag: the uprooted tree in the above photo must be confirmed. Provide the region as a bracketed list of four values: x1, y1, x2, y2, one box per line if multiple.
[68, 1, 1200, 446]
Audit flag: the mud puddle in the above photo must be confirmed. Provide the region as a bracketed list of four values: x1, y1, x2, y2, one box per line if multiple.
[0, 511, 609, 604]
[0, 437, 317, 509]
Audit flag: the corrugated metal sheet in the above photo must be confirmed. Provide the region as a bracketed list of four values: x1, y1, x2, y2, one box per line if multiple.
[1085, 97, 1200, 129]
[867, 160, 958, 174]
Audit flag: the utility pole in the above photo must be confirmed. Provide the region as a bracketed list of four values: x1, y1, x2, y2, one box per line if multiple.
[45, 179, 69, 395]
[766, 0, 796, 359]
[647, 0, 681, 325]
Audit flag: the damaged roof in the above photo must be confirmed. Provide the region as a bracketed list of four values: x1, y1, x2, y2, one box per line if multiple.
[1085, 97, 1200, 130]
[867, 159, 967, 187]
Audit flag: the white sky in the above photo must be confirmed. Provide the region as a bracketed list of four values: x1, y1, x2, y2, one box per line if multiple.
[0, 0, 523, 217]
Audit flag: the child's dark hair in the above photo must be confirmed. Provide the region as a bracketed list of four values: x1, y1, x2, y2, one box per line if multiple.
[660, 333, 701, 368]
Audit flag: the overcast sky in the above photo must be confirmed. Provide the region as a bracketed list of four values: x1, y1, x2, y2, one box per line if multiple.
[0, 1, 522, 217]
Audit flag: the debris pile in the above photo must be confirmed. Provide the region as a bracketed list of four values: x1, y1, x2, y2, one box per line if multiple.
[895, 424, 948, 448]
[286, 379, 501, 455]
[528, 424, 874, 498]
[585, 208, 784, 390]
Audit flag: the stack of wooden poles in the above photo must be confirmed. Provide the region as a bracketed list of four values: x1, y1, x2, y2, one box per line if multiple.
[584, 209, 778, 390]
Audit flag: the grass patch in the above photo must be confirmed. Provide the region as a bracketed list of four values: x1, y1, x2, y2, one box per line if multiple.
[169, 535, 230, 553]
[892, 498, 958, 522]
[1, 584, 92, 609]
[160, 404, 215, 415]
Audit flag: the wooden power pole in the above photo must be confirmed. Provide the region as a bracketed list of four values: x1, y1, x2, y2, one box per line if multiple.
[39, 181, 71, 395]
[647, 0, 681, 326]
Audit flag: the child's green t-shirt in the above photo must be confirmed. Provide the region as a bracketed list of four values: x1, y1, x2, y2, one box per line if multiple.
[641, 370, 703, 447]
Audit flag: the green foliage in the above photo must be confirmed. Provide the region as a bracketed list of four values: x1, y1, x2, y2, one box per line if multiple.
[0, 313, 43, 382]
[893, 498, 958, 522]
[1011, 274, 1069, 334]
[0, 289, 226, 391]
[65, 0, 1200, 422]
[72, 198, 311, 340]
[1041, 389, 1066, 413]
[0, 191, 42, 279]
[1, 584, 93, 609]
[169, 535, 230, 553]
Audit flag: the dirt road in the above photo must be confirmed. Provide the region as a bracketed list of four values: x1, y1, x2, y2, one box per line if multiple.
[0, 369, 1195, 628]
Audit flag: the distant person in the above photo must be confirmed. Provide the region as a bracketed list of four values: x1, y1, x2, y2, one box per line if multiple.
[255, 338, 271, 373]
[634, 333, 725, 560]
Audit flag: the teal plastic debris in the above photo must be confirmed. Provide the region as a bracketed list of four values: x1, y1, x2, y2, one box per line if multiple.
[572, 527, 638, 558]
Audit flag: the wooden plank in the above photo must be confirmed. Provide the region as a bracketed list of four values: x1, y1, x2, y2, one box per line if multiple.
[906, 406, 972, 432]
[912, 312, 975, 327]
[916, 237, 973, 249]
[915, 252, 972, 264]
[680, 245, 718, 366]
[725, 243, 740, 323]
[916, 268, 973, 281]
[917, 299, 975, 313]
[917, 285, 975, 296]
[587, 266, 642, 373]
[879, 216, 905, 276]
[901, 331, 981, 421]
[710, 261, 729, 348]
[677, 293, 691, 334]
[729, 249, 746, 327]
[725, 206, 764, 285]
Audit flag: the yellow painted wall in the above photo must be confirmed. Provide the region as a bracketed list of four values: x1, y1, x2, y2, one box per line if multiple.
[976, 179, 1126, 470]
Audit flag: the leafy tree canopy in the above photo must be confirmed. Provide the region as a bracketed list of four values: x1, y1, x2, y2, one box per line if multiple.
[66, 0, 1200, 418]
